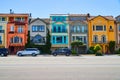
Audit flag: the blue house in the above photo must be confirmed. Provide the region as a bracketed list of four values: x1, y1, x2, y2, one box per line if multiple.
[50, 14, 69, 50]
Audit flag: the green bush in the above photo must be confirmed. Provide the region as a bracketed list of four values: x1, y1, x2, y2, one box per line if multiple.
[114, 50, 120, 54]
[87, 46, 95, 54]
[87, 50, 94, 54]
[95, 52, 103, 56]
[71, 50, 77, 55]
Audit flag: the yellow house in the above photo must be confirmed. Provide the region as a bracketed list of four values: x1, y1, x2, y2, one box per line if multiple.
[0, 15, 8, 48]
[88, 15, 116, 53]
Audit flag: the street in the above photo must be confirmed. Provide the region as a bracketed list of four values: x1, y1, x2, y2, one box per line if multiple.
[0, 55, 120, 80]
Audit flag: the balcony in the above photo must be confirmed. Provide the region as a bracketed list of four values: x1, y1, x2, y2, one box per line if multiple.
[52, 30, 67, 33]
[9, 42, 24, 46]
[0, 30, 4, 33]
[109, 29, 114, 32]
[71, 30, 87, 33]
[9, 31, 24, 34]
[92, 41, 108, 44]
[9, 21, 26, 25]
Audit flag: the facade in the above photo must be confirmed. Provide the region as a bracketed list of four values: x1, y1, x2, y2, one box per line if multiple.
[88, 15, 116, 53]
[6, 14, 29, 54]
[29, 18, 49, 45]
[69, 14, 88, 51]
[0, 15, 7, 48]
[116, 15, 120, 48]
[50, 14, 70, 50]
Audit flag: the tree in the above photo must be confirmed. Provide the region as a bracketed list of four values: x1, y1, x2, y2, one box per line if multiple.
[25, 31, 34, 48]
[71, 41, 83, 55]
[109, 41, 115, 54]
[45, 28, 51, 54]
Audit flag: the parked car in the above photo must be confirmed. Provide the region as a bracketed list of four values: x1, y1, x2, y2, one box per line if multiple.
[17, 48, 40, 56]
[0, 48, 9, 57]
[52, 48, 71, 56]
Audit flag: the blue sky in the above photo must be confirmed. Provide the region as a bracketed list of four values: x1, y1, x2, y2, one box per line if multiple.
[1, 0, 120, 18]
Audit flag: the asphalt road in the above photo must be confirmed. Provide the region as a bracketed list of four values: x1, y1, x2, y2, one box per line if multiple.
[0, 55, 120, 80]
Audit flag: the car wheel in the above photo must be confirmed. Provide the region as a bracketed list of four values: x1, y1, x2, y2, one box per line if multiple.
[1, 53, 5, 57]
[66, 53, 70, 56]
[53, 53, 57, 56]
[32, 53, 37, 56]
[18, 53, 22, 57]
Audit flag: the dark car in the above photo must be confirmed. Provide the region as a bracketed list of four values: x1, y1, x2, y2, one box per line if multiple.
[52, 48, 71, 56]
[0, 48, 9, 57]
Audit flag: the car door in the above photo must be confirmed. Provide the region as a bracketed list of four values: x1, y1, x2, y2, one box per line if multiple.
[23, 49, 31, 55]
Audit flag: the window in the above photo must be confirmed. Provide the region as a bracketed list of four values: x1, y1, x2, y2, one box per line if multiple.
[64, 36, 66, 43]
[32, 25, 45, 32]
[53, 36, 55, 43]
[0, 26, 2, 30]
[53, 26, 56, 32]
[11, 36, 22, 43]
[15, 17, 25, 21]
[93, 25, 95, 31]
[77, 26, 80, 32]
[84, 36, 86, 43]
[62, 25, 66, 32]
[56, 36, 62, 43]
[14, 36, 19, 43]
[10, 26, 14, 31]
[18, 26, 23, 33]
[76, 36, 82, 42]
[110, 26, 112, 30]
[73, 26, 76, 32]
[32, 35, 44, 43]
[104, 25, 106, 31]
[119, 25, 120, 31]
[101, 35, 106, 43]
[72, 36, 75, 41]
[81, 26, 85, 32]
[0, 17, 5, 21]
[39, 25, 45, 32]
[93, 35, 98, 43]
[58, 26, 61, 32]
[53, 17, 56, 21]
[0, 36, 2, 44]
[96, 26, 103, 31]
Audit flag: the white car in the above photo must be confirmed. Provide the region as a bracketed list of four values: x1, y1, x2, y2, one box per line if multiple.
[17, 48, 40, 56]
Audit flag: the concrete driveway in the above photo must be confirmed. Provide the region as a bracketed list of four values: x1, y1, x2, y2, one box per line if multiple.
[0, 55, 120, 80]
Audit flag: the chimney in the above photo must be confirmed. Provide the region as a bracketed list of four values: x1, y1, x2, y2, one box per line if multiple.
[10, 9, 14, 14]
[87, 13, 90, 18]
[29, 13, 32, 17]
[10, 9, 12, 14]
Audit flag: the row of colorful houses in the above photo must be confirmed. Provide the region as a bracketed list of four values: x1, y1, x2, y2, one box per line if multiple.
[0, 12, 120, 54]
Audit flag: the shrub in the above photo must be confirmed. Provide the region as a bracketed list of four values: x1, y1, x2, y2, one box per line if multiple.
[109, 41, 115, 54]
[87, 49, 94, 54]
[95, 52, 103, 56]
[94, 44, 102, 53]
[87, 46, 95, 54]
[114, 50, 120, 54]
[71, 50, 77, 55]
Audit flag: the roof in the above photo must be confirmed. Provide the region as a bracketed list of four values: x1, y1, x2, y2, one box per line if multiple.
[42, 18, 50, 24]
[0, 13, 29, 17]
[29, 18, 50, 24]
[50, 14, 68, 16]
[69, 21, 88, 25]
[88, 15, 115, 21]
[69, 14, 88, 16]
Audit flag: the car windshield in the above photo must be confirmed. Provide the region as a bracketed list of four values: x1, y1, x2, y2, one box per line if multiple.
[25, 48, 38, 51]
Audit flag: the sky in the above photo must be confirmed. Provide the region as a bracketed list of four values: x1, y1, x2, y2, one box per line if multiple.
[0, 0, 120, 18]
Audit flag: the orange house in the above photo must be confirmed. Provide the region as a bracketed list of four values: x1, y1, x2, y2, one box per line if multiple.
[6, 14, 29, 55]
